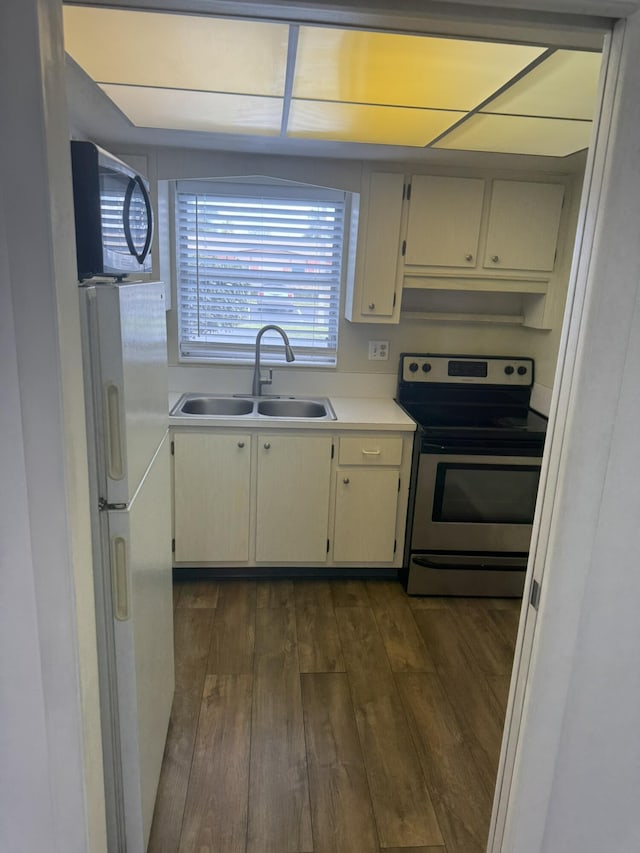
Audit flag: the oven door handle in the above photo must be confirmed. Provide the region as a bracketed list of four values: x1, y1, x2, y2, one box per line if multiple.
[412, 554, 528, 572]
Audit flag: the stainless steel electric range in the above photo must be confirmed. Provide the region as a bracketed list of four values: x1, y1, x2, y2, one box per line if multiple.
[397, 353, 548, 597]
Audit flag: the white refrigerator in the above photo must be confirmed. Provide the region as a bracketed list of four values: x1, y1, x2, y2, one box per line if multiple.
[80, 280, 174, 852]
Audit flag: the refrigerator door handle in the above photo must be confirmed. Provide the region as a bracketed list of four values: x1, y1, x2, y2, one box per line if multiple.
[105, 383, 124, 480]
[111, 536, 130, 621]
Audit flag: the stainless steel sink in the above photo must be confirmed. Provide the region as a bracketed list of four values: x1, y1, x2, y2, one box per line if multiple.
[257, 399, 329, 418]
[171, 393, 336, 420]
[174, 396, 254, 416]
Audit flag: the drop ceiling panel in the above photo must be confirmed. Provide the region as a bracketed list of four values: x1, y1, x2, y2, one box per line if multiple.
[63, 6, 289, 97]
[293, 27, 546, 110]
[482, 50, 602, 120]
[434, 113, 593, 156]
[100, 85, 283, 135]
[62, 7, 601, 157]
[287, 100, 465, 145]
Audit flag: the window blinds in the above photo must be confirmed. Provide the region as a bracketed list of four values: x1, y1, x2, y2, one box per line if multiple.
[176, 183, 345, 365]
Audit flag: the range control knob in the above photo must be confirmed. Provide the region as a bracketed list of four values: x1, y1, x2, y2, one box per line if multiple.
[422, 362, 432, 373]
[517, 365, 528, 376]
[504, 365, 515, 375]
[409, 362, 419, 373]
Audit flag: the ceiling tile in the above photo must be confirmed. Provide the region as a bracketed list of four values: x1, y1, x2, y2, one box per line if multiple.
[293, 27, 546, 110]
[482, 49, 602, 120]
[64, 6, 288, 97]
[287, 100, 465, 146]
[433, 113, 593, 156]
[100, 85, 283, 135]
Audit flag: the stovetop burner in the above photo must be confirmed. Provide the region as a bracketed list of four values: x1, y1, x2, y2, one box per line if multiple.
[397, 352, 548, 446]
[400, 401, 548, 439]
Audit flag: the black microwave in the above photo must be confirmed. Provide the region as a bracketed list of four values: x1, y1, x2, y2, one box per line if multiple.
[70, 141, 153, 281]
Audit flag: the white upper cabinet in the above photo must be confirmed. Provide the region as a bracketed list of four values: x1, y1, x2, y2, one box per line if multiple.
[483, 180, 565, 272]
[348, 168, 572, 328]
[346, 171, 404, 323]
[404, 174, 565, 276]
[404, 175, 485, 268]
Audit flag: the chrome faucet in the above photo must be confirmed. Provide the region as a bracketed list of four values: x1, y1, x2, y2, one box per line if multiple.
[252, 324, 295, 396]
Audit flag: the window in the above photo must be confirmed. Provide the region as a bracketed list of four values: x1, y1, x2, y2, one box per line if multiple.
[175, 179, 347, 365]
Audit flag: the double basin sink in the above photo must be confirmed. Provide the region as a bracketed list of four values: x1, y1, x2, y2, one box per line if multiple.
[171, 393, 336, 421]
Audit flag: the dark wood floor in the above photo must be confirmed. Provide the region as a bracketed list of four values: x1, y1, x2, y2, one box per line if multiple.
[148, 579, 520, 853]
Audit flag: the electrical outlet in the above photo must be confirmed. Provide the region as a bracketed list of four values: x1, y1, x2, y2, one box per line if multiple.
[368, 340, 390, 360]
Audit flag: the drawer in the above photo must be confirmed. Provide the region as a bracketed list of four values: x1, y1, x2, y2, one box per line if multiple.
[338, 436, 403, 466]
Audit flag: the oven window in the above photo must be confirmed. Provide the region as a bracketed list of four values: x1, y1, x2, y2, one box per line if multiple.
[433, 463, 540, 524]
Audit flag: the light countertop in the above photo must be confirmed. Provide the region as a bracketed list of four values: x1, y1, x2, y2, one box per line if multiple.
[168, 393, 416, 432]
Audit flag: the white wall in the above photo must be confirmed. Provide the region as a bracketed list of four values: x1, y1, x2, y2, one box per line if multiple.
[0, 0, 106, 850]
[500, 11, 640, 851]
[109, 143, 584, 401]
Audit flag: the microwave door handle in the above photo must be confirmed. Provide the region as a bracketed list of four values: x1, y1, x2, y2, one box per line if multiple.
[123, 175, 153, 263]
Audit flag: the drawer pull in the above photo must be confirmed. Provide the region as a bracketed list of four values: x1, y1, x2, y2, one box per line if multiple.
[361, 448, 382, 456]
[343, 477, 350, 485]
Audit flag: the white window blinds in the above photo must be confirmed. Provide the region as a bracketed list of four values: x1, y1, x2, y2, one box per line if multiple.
[176, 181, 345, 365]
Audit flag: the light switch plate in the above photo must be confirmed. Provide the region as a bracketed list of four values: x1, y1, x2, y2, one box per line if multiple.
[368, 340, 389, 360]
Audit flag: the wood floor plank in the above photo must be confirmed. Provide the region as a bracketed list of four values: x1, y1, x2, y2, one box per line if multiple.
[335, 607, 443, 849]
[488, 674, 512, 714]
[301, 673, 379, 852]
[175, 580, 220, 609]
[147, 607, 214, 853]
[207, 581, 256, 675]
[179, 674, 252, 853]
[248, 608, 313, 853]
[294, 580, 334, 608]
[398, 672, 494, 853]
[382, 847, 448, 852]
[449, 605, 517, 676]
[256, 579, 295, 609]
[368, 587, 436, 673]
[488, 608, 521, 651]
[331, 580, 371, 607]
[407, 595, 453, 611]
[453, 596, 522, 611]
[296, 604, 345, 673]
[414, 609, 506, 795]
[365, 580, 411, 607]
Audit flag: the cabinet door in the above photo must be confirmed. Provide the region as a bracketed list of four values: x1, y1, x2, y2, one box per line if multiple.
[173, 432, 250, 562]
[405, 175, 485, 268]
[484, 180, 565, 272]
[333, 468, 399, 563]
[256, 434, 332, 562]
[355, 172, 404, 320]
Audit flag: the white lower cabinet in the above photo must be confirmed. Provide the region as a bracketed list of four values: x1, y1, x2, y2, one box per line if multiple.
[333, 468, 400, 562]
[255, 434, 332, 562]
[173, 431, 251, 563]
[331, 434, 405, 564]
[172, 427, 412, 568]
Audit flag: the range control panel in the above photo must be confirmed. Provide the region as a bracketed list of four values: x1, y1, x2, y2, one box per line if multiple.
[400, 354, 534, 386]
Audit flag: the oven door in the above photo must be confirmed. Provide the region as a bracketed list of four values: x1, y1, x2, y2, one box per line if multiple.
[412, 448, 542, 553]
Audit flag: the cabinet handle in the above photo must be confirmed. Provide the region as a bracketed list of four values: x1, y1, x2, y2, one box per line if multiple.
[368, 302, 375, 310]
[361, 448, 381, 456]
[491, 255, 500, 263]
[263, 442, 271, 450]
[237, 441, 245, 448]
[465, 253, 473, 262]
[343, 477, 350, 484]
